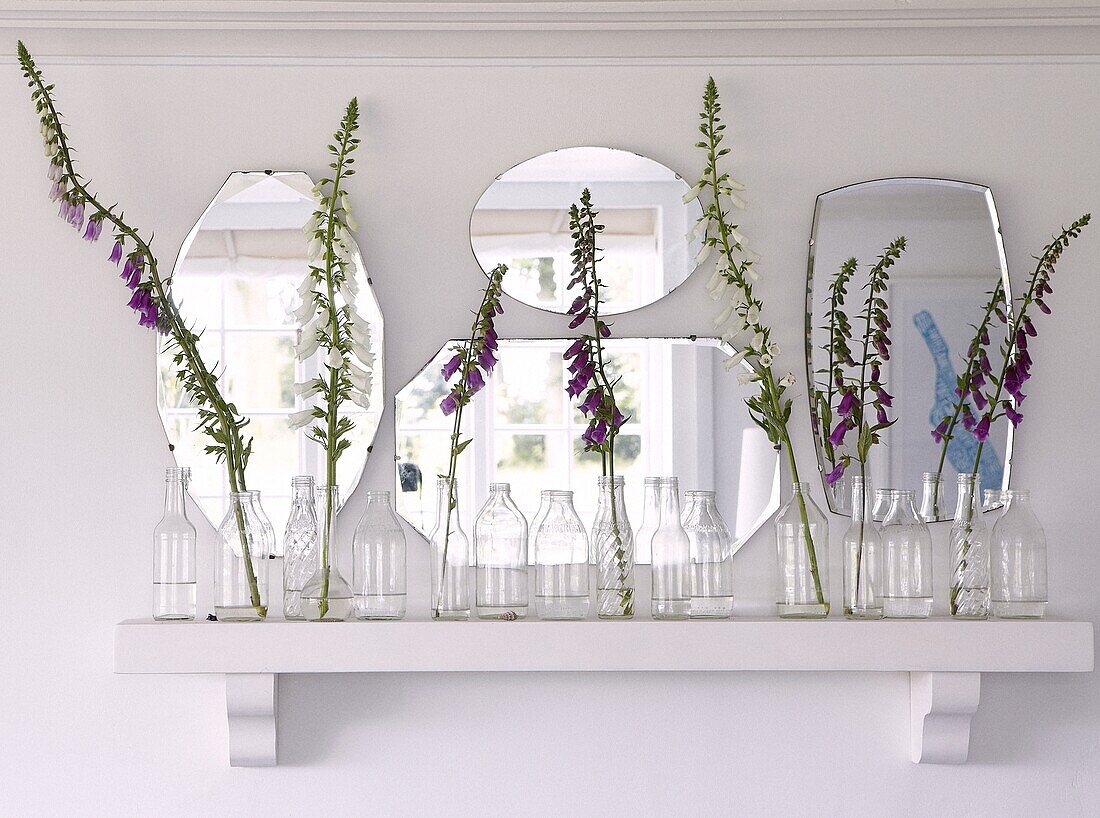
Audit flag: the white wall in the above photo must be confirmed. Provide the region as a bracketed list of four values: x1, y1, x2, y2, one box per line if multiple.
[2, 5, 1099, 815]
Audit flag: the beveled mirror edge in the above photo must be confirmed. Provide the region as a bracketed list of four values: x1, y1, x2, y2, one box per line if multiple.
[157, 169, 385, 525]
[467, 145, 705, 318]
[803, 176, 1014, 521]
[393, 334, 779, 555]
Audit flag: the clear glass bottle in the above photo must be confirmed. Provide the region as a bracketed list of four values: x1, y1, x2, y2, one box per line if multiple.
[950, 473, 990, 619]
[983, 488, 1006, 512]
[527, 490, 551, 565]
[214, 491, 271, 621]
[881, 490, 933, 618]
[651, 477, 690, 620]
[282, 476, 317, 620]
[843, 475, 882, 619]
[153, 466, 197, 621]
[249, 490, 277, 558]
[634, 476, 661, 563]
[428, 477, 471, 620]
[991, 490, 1047, 618]
[474, 482, 529, 620]
[919, 472, 946, 522]
[533, 490, 590, 620]
[593, 475, 635, 619]
[301, 485, 352, 621]
[774, 482, 829, 618]
[352, 490, 407, 620]
[684, 490, 734, 619]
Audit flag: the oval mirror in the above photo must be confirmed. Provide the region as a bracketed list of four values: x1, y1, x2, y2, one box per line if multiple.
[470, 147, 705, 315]
[806, 178, 1011, 521]
[395, 336, 779, 562]
[158, 171, 384, 539]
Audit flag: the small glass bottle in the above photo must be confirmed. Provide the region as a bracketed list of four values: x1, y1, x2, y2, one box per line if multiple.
[634, 477, 661, 563]
[774, 482, 829, 618]
[881, 490, 933, 618]
[474, 483, 529, 619]
[153, 466, 197, 621]
[843, 475, 882, 619]
[352, 490, 407, 620]
[651, 477, 690, 620]
[919, 472, 946, 522]
[593, 475, 635, 619]
[301, 485, 352, 621]
[950, 473, 990, 619]
[533, 490, 590, 620]
[214, 491, 272, 621]
[282, 476, 318, 620]
[684, 490, 734, 619]
[428, 477, 471, 620]
[991, 490, 1047, 618]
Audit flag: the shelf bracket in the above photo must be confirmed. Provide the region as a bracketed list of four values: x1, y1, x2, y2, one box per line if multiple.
[909, 671, 981, 764]
[225, 673, 278, 767]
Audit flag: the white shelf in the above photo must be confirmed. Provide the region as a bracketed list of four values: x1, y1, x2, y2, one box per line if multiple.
[114, 617, 1094, 767]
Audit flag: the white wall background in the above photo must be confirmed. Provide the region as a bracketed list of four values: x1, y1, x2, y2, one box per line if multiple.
[2, 5, 1099, 815]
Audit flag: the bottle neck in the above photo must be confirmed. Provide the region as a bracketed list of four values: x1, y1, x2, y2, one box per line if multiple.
[954, 477, 980, 521]
[436, 479, 460, 525]
[657, 480, 681, 524]
[163, 476, 188, 518]
[851, 480, 871, 523]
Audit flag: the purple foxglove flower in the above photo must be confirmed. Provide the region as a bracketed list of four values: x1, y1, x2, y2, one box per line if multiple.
[876, 406, 888, 426]
[1036, 299, 1051, 315]
[568, 295, 587, 314]
[580, 389, 602, 415]
[612, 408, 625, 428]
[483, 326, 499, 351]
[564, 338, 585, 359]
[954, 385, 963, 399]
[441, 353, 462, 381]
[568, 351, 589, 374]
[48, 181, 62, 201]
[82, 219, 97, 241]
[599, 323, 611, 339]
[440, 392, 458, 416]
[931, 418, 950, 444]
[870, 365, 880, 383]
[828, 420, 848, 447]
[970, 371, 985, 390]
[980, 354, 992, 375]
[961, 411, 977, 432]
[973, 415, 991, 442]
[876, 388, 893, 408]
[109, 241, 123, 265]
[1017, 349, 1032, 373]
[874, 337, 889, 360]
[972, 390, 988, 411]
[568, 310, 589, 329]
[588, 420, 608, 446]
[58, 201, 70, 221]
[477, 347, 497, 371]
[837, 390, 856, 418]
[466, 368, 485, 392]
[995, 307, 1007, 323]
[1015, 330, 1027, 350]
[825, 462, 846, 485]
[1023, 319, 1036, 337]
[126, 265, 141, 289]
[1004, 402, 1023, 428]
[127, 289, 147, 312]
[567, 379, 584, 399]
[875, 315, 890, 332]
[834, 373, 844, 389]
[979, 328, 990, 345]
[138, 303, 159, 329]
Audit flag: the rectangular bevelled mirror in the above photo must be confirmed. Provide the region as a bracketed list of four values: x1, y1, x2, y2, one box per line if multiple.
[806, 178, 1012, 521]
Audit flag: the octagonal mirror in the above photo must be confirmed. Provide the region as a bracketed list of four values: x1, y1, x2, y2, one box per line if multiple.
[395, 336, 779, 562]
[470, 147, 705, 315]
[158, 171, 384, 538]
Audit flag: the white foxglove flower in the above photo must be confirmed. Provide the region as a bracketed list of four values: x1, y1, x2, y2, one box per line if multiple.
[768, 342, 781, 357]
[349, 339, 373, 367]
[348, 318, 372, 347]
[760, 353, 774, 367]
[695, 243, 712, 266]
[344, 273, 360, 295]
[338, 281, 356, 307]
[307, 236, 323, 261]
[746, 265, 760, 281]
[296, 329, 320, 360]
[746, 305, 761, 325]
[340, 193, 351, 214]
[714, 303, 734, 329]
[291, 295, 315, 324]
[689, 216, 710, 240]
[708, 277, 729, 301]
[302, 214, 320, 236]
[737, 372, 757, 386]
[293, 380, 321, 399]
[752, 331, 766, 350]
[348, 367, 371, 394]
[682, 182, 703, 204]
[296, 272, 316, 299]
[288, 407, 317, 430]
[348, 390, 372, 410]
[721, 331, 740, 346]
[722, 349, 748, 370]
[779, 372, 796, 387]
[326, 346, 344, 370]
[727, 191, 747, 210]
[706, 267, 724, 290]
[346, 212, 359, 232]
[726, 178, 746, 192]
[346, 358, 371, 381]
[730, 227, 747, 247]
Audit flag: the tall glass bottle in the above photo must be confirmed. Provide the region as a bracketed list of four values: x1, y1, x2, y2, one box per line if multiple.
[153, 466, 197, 621]
[474, 483, 529, 619]
[301, 485, 352, 621]
[684, 490, 734, 619]
[843, 475, 882, 619]
[881, 490, 933, 618]
[774, 482, 829, 618]
[919, 472, 946, 522]
[651, 477, 690, 620]
[533, 490, 589, 620]
[950, 473, 989, 619]
[282, 476, 317, 620]
[634, 477, 661, 563]
[429, 477, 471, 620]
[214, 491, 271, 621]
[593, 475, 635, 619]
[991, 490, 1047, 618]
[352, 490, 407, 620]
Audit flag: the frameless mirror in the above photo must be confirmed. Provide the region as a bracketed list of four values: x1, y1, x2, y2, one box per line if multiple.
[806, 178, 1011, 521]
[470, 147, 705, 315]
[395, 337, 779, 562]
[159, 171, 384, 538]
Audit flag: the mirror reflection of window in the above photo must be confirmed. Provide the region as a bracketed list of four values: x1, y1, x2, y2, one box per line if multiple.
[159, 172, 384, 538]
[395, 338, 779, 563]
[807, 179, 1010, 520]
[470, 147, 704, 315]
